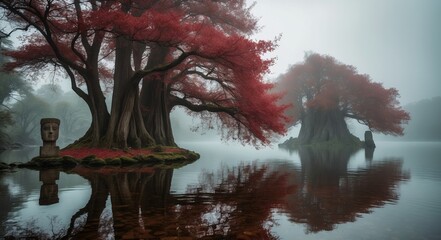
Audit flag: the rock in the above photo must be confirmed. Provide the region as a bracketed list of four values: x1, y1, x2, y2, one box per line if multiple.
[0, 162, 10, 170]
[364, 131, 376, 148]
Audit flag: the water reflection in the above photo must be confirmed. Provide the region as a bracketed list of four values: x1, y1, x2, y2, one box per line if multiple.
[39, 169, 60, 205]
[0, 146, 411, 239]
[177, 162, 295, 239]
[283, 147, 410, 233]
[64, 165, 292, 239]
[63, 167, 173, 239]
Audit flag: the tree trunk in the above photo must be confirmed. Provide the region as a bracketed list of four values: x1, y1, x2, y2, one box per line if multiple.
[102, 36, 155, 149]
[70, 42, 174, 149]
[140, 46, 176, 146]
[71, 74, 110, 148]
[298, 109, 354, 145]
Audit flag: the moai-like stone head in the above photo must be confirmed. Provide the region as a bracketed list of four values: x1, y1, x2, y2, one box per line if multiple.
[40, 118, 60, 157]
[40, 118, 60, 144]
[39, 169, 60, 205]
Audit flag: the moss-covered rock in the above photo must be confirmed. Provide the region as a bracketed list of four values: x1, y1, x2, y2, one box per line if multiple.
[0, 162, 10, 170]
[87, 158, 106, 167]
[21, 155, 78, 169]
[105, 158, 121, 166]
[61, 156, 79, 166]
[119, 156, 138, 165]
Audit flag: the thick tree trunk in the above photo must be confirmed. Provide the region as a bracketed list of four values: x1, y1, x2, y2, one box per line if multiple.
[70, 42, 175, 149]
[71, 75, 110, 148]
[102, 36, 155, 149]
[141, 80, 175, 146]
[298, 109, 354, 145]
[140, 46, 176, 146]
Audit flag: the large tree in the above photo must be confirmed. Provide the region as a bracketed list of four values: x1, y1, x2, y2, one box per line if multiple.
[0, 0, 288, 148]
[277, 53, 410, 145]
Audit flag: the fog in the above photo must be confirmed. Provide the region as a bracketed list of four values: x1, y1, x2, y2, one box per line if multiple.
[174, 0, 441, 143]
[2, 0, 440, 146]
[250, 0, 441, 105]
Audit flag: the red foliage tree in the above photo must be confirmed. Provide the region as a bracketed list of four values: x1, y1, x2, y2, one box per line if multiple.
[0, 0, 288, 148]
[277, 53, 409, 145]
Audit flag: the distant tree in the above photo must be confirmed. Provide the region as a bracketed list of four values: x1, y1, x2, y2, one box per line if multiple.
[9, 94, 50, 144]
[0, 34, 30, 148]
[0, 36, 30, 105]
[53, 96, 91, 144]
[33, 84, 91, 145]
[35, 84, 64, 101]
[277, 53, 410, 145]
[0, 109, 12, 148]
[0, 0, 288, 148]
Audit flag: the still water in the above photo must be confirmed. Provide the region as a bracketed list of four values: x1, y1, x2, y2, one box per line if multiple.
[0, 141, 440, 239]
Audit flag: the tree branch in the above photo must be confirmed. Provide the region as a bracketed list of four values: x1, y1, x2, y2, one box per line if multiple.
[130, 51, 194, 85]
[169, 95, 237, 115]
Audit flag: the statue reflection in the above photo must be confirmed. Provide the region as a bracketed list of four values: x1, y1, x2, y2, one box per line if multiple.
[284, 147, 410, 233]
[39, 169, 60, 205]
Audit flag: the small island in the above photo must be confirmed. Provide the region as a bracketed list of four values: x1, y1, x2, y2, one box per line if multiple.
[275, 53, 409, 150]
[24, 146, 200, 169]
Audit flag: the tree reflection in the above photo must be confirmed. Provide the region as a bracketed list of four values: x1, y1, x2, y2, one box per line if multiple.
[63, 164, 294, 239]
[62, 167, 174, 239]
[2, 147, 410, 238]
[177, 163, 295, 239]
[284, 147, 410, 233]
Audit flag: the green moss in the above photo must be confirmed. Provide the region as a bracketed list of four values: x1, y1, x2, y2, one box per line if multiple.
[120, 156, 138, 165]
[61, 156, 79, 167]
[80, 155, 96, 166]
[152, 151, 199, 162]
[135, 155, 156, 162]
[105, 158, 121, 166]
[88, 158, 106, 167]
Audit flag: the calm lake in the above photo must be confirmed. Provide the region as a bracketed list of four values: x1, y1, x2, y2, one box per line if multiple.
[0, 141, 440, 239]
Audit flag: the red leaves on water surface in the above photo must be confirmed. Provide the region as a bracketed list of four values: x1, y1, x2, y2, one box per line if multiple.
[60, 147, 180, 159]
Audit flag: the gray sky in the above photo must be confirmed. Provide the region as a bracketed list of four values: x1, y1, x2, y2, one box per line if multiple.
[249, 0, 441, 105]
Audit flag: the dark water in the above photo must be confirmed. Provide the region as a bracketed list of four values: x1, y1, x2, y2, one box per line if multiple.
[0, 141, 440, 239]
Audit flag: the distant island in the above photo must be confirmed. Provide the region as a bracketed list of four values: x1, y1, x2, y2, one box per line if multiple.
[379, 96, 441, 141]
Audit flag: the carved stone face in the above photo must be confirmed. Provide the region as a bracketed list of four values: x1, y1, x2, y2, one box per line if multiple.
[41, 122, 59, 142]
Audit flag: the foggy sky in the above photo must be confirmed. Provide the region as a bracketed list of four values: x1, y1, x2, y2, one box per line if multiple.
[249, 0, 441, 105]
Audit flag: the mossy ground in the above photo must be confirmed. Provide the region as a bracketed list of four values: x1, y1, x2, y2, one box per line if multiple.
[16, 146, 200, 170]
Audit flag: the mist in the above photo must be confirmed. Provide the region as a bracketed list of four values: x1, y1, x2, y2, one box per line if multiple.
[2, 0, 440, 147]
[250, 0, 441, 105]
[169, 0, 441, 144]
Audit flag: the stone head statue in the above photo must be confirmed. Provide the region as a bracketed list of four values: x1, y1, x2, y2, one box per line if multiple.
[39, 118, 60, 158]
[40, 118, 60, 144]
